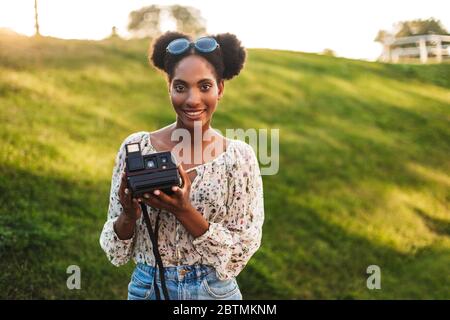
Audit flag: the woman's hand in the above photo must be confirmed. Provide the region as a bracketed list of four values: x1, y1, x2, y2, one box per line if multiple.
[140, 164, 194, 217]
[118, 171, 142, 222]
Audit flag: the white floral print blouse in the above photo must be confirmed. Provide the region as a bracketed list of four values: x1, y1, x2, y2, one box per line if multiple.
[99, 131, 264, 280]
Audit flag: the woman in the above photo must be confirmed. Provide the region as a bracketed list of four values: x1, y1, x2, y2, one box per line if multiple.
[99, 31, 264, 300]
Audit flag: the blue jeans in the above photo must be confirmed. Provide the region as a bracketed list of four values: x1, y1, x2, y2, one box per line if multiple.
[127, 263, 243, 300]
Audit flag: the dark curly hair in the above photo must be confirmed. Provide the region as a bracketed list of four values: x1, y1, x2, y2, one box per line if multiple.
[149, 31, 246, 83]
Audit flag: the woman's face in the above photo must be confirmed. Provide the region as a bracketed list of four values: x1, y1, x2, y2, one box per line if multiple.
[169, 55, 224, 131]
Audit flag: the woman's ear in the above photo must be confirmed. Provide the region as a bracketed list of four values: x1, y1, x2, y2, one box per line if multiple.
[218, 80, 225, 100]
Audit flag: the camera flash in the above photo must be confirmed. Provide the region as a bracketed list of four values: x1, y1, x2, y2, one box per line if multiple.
[126, 143, 140, 153]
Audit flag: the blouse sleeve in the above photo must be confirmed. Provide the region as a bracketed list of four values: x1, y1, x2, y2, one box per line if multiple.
[99, 132, 145, 266]
[192, 142, 265, 280]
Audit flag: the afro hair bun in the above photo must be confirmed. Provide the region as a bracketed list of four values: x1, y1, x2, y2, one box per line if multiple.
[149, 31, 246, 81]
[214, 32, 246, 80]
[149, 31, 190, 71]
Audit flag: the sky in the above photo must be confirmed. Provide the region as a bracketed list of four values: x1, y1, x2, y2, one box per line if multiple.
[0, 0, 449, 61]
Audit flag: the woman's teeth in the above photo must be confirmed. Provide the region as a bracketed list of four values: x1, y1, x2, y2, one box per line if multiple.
[184, 109, 205, 116]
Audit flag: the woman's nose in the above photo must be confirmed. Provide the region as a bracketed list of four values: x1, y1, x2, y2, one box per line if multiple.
[186, 89, 202, 107]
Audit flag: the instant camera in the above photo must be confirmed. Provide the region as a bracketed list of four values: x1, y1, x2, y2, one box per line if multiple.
[124, 142, 182, 197]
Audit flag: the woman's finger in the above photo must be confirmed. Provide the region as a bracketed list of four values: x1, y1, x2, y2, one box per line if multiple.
[119, 171, 124, 189]
[119, 172, 127, 202]
[142, 193, 167, 210]
[177, 164, 191, 190]
[132, 198, 142, 217]
[171, 185, 184, 198]
[152, 189, 174, 204]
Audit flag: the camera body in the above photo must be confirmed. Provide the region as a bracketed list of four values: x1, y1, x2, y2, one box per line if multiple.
[124, 142, 182, 197]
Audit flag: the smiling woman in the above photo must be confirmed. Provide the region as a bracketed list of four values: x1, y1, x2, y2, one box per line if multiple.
[99, 31, 264, 300]
[170, 57, 221, 129]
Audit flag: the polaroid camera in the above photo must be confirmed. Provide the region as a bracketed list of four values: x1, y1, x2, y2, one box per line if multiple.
[124, 142, 182, 197]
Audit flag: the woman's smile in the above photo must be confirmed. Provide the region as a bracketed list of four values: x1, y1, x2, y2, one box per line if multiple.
[182, 108, 207, 120]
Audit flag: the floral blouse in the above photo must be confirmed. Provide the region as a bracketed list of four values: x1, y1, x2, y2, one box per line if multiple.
[99, 131, 264, 280]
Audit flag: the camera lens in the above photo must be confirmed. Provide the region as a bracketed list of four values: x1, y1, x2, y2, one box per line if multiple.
[146, 159, 156, 168]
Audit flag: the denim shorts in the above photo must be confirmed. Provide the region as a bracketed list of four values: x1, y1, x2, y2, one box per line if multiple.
[127, 263, 243, 300]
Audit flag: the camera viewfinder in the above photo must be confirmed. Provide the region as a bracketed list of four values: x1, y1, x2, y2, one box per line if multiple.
[146, 159, 156, 169]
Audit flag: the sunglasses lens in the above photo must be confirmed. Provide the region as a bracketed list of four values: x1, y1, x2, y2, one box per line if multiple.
[167, 38, 190, 54]
[167, 37, 219, 55]
[195, 37, 218, 52]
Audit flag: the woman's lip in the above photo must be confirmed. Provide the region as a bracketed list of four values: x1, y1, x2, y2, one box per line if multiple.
[182, 109, 206, 119]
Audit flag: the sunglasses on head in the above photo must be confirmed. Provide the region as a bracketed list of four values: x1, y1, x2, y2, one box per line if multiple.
[166, 37, 220, 55]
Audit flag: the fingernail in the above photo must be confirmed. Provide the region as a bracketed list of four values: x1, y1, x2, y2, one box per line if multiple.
[172, 186, 177, 192]
[143, 193, 150, 199]
[154, 190, 160, 196]
[124, 188, 129, 195]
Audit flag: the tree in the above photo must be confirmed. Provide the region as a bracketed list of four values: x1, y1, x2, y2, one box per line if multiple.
[128, 5, 162, 39]
[394, 18, 449, 37]
[375, 18, 449, 43]
[105, 26, 120, 40]
[374, 30, 393, 44]
[322, 48, 335, 57]
[111, 26, 118, 37]
[127, 5, 207, 39]
[169, 5, 206, 37]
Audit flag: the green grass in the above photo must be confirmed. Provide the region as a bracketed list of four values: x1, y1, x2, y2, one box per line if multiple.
[1, 32, 449, 299]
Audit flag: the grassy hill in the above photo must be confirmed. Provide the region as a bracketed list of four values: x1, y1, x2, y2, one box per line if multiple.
[0, 32, 449, 299]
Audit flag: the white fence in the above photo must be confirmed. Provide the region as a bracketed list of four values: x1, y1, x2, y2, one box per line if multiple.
[380, 34, 450, 63]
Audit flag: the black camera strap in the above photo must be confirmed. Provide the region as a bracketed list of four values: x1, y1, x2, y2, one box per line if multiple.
[140, 203, 170, 300]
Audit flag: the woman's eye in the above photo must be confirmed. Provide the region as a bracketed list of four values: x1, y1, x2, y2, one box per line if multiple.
[174, 84, 211, 92]
[174, 85, 185, 92]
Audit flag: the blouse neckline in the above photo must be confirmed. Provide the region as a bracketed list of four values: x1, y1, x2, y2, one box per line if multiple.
[145, 131, 235, 174]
